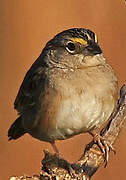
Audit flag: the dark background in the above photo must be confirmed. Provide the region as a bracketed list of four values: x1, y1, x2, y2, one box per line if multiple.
[1, 0, 126, 179]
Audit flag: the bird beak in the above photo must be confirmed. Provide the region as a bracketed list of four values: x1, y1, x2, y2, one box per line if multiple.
[85, 41, 102, 55]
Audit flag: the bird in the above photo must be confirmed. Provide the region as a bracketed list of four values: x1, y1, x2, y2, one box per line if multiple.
[8, 28, 118, 155]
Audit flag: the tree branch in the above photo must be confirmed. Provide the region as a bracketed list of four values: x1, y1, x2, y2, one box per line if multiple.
[10, 84, 126, 180]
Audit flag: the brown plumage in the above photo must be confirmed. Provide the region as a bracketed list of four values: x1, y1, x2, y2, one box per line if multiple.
[8, 28, 118, 153]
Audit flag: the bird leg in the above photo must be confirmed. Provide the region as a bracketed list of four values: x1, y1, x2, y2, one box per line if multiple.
[50, 141, 59, 154]
[89, 131, 116, 166]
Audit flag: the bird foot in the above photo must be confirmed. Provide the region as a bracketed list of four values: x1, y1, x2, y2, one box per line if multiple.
[42, 150, 76, 178]
[89, 132, 116, 167]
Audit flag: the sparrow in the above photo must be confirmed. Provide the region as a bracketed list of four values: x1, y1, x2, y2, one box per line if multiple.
[8, 28, 118, 154]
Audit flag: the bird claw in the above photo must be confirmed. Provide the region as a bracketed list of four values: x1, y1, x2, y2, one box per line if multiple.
[90, 133, 116, 167]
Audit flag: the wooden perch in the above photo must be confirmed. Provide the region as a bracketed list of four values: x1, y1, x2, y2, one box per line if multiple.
[10, 84, 126, 180]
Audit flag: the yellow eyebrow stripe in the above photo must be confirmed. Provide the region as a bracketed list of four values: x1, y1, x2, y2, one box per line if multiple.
[95, 34, 98, 43]
[71, 38, 88, 45]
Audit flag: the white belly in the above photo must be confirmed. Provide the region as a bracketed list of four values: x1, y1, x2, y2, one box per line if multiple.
[55, 91, 114, 139]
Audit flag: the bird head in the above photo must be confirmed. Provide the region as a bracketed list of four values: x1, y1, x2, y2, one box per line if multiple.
[42, 28, 105, 70]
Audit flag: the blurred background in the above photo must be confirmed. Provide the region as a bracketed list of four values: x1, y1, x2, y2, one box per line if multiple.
[1, 0, 126, 179]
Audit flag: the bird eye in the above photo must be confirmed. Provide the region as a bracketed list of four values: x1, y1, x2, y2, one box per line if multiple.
[66, 42, 76, 53]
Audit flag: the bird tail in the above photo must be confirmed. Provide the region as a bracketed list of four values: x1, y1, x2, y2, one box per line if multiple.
[8, 116, 26, 140]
